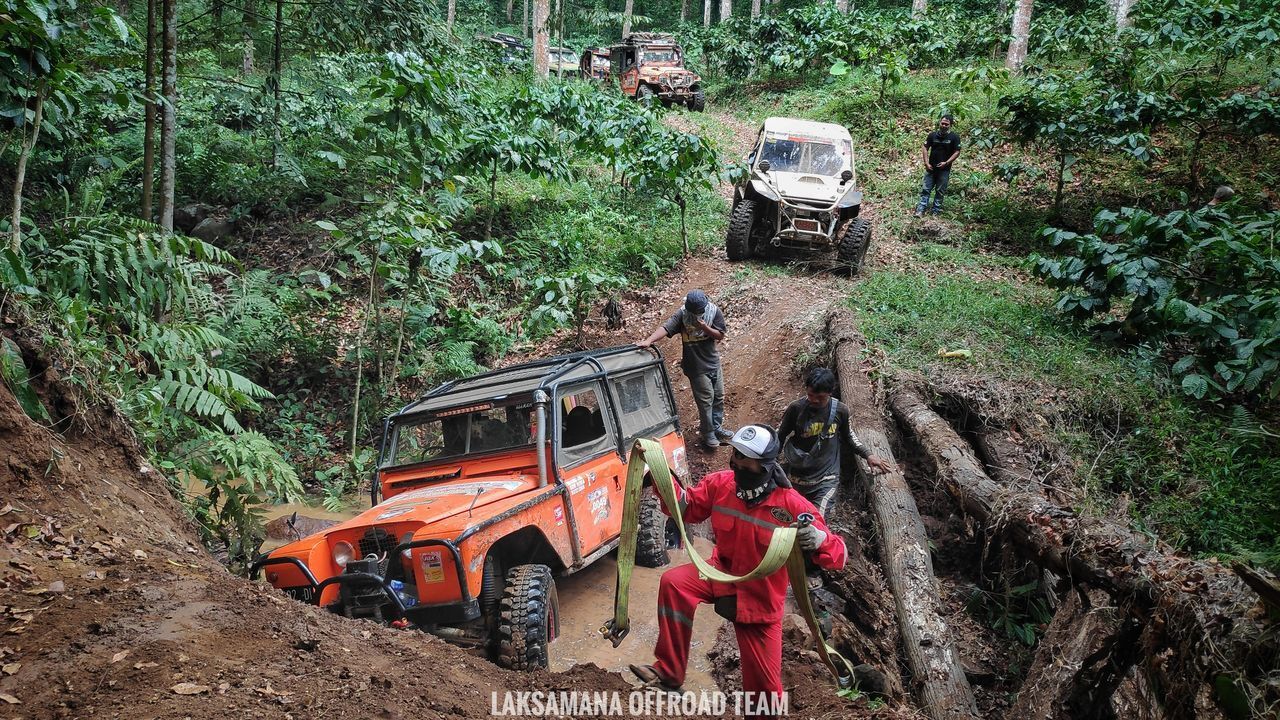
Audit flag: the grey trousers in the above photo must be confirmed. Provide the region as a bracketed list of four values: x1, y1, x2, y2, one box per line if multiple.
[791, 474, 839, 517]
[688, 366, 725, 438]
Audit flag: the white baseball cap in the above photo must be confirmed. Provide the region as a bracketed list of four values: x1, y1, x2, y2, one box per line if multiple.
[727, 425, 778, 460]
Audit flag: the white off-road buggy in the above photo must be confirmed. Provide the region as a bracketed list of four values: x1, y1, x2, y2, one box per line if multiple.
[726, 117, 871, 275]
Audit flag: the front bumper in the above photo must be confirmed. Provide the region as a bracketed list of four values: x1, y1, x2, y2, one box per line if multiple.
[250, 537, 481, 626]
[768, 200, 840, 249]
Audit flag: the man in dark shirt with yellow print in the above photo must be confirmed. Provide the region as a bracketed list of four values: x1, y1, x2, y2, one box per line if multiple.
[776, 368, 890, 516]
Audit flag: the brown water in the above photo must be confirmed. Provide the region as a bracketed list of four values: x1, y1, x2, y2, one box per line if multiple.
[552, 537, 723, 692]
[257, 499, 370, 553]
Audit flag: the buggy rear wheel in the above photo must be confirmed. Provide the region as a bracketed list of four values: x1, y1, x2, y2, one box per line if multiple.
[726, 199, 758, 261]
[496, 564, 559, 670]
[837, 217, 872, 277]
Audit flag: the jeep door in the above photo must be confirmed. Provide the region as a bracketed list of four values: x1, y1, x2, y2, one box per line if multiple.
[556, 382, 625, 556]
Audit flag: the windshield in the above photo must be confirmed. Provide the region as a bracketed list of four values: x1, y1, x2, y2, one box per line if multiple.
[390, 404, 535, 466]
[552, 50, 574, 63]
[642, 49, 680, 65]
[757, 132, 851, 176]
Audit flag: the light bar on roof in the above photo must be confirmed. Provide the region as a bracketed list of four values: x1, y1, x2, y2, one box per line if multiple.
[435, 403, 494, 417]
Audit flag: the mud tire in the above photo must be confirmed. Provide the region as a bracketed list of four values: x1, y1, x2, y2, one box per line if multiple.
[635, 492, 671, 568]
[837, 217, 872, 276]
[726, 199, 757, 261]
[636, 84, 656, 105]
[496, 564, 559, 671]
[688, 90, 706, 112]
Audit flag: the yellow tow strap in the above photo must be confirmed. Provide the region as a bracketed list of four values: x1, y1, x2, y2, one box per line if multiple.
[604, 438, 855, 688]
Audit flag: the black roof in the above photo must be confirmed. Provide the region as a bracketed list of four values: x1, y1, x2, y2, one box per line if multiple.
[392, 345, 663, 419]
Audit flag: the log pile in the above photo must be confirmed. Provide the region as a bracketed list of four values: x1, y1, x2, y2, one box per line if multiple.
[827, 311, 978, 720]
[887, 386, 1277, 719]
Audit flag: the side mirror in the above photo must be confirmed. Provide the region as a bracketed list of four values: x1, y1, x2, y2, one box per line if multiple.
[759, 160, 771, 173]
[840, 169, 853, 185]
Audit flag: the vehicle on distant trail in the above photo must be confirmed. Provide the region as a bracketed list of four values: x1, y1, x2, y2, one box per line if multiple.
[549, 46, 578, 77]
[482, 33, 528, 69]
[609, 33, 705, 111]
[727, 117, 871, 275]
[252, 346, 686, 670]
[580, 47, 611, 81]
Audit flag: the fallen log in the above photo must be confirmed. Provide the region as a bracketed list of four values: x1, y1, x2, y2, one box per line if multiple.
[1005, 587, 1132, 720]
[827, 311, 977, 720]
[889, 387, 1277, 719]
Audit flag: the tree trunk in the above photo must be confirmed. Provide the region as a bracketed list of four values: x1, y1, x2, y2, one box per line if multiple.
[703, 0, 711, 27]
[142, 0, 157, 221]
[911, 0, 926, 18]
[533, 0, 549, 76]
[241, 0, 255, 76]
[678, 196, 689, 256]
[719, 0, 731, 22]
[522, 0, 529, 37]
[447, 0, 456, 29]
[835, 0, 849, 12]
[1113, 0, 1134, 30]
[681, 0, 688, 22]
[506, 0, 514, 22]
[622, 0, 633, 37]
[486, 158, 498, 240]
[887, 387, 1279, 714]
[751, 0, 760, 18]
[270, 0, 282, 167]
[1005, 0, 1033, 73]
[159, 0, 178, 232]
[8, 88, 45, 254]
[1053, 153, 1066, 216]
[827, 312, 979, 720]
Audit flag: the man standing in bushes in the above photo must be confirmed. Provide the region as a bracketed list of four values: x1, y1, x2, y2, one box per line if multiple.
[914, 114, 962, 217]
[777, 368, 891, 517]
[636, 289, 731, 449]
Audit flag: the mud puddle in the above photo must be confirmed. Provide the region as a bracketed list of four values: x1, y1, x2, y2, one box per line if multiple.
[553, 536, 722, 691]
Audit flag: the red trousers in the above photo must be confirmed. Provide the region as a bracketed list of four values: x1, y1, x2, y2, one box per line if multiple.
[653, 563, 783, 704]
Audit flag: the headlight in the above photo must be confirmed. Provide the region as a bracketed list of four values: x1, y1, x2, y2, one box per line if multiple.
[399, 532, 414, 560]
[333, 541, 354, 568]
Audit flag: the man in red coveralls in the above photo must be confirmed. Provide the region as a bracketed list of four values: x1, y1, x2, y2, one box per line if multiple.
[629, 424, 847, 709]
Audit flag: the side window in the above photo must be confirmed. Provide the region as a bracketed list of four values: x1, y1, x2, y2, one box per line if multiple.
[557, 383, 615, 466]
[611, 369, 677, 446]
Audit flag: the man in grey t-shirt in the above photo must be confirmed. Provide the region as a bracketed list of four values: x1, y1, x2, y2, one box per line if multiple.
[636, 289, 732, 449]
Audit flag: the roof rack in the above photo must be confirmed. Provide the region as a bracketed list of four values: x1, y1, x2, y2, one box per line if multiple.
[616, 32, 680, 47]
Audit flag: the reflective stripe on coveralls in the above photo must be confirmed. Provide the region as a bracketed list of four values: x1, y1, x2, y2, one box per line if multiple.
[603, 438, 854, 688]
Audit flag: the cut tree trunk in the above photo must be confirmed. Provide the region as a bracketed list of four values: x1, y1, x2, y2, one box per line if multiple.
[142, 0, 157, 221]
[1005, 0, 1033, 73]
[912, 0, 927, 19]
[1004, 588, 1128, 720]
[622, 0, 633, 38]
[889, 388, 1278, 719]
[159, 0, 178, 232]
[532, 0, 549, 77]
[827, 311, 978, 720]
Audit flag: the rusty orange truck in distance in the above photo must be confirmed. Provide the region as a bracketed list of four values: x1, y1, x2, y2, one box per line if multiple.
[252, 346, 686, 669]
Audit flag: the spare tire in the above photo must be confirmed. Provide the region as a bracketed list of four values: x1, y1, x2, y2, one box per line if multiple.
[635, 492, 671, 568]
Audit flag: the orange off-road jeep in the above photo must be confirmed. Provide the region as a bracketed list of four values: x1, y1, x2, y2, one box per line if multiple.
[252, 346, 686, 669]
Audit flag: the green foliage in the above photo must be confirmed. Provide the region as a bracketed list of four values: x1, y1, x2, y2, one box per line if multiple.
[0, 336, 50, 423]
[966, 580, 1053, 646]
[1037, 205, 1280, 403]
